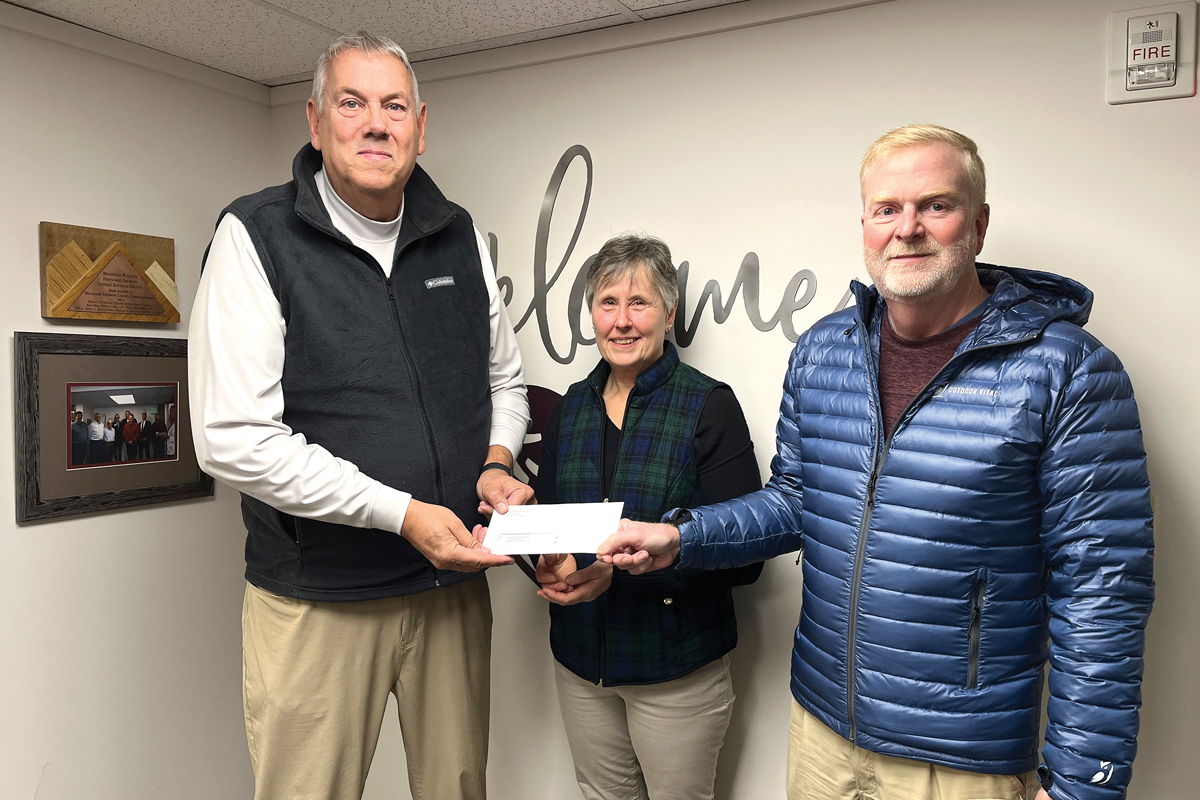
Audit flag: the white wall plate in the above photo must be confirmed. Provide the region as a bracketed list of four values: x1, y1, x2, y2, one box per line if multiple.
[1108, 2, 1198, 103]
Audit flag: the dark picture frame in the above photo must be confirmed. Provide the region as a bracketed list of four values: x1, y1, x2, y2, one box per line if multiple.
[15, 332, 213, 522]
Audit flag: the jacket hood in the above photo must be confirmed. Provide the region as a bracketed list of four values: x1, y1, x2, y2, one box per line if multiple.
[851, 262, 1093, 346]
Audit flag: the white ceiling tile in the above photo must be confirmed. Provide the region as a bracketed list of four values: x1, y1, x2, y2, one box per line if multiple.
[268, 0, 621, 53]
[10, 0, 765, 87]
[21, 0, 336, 82]
[406, 15, 626, 60]
[623, 0, 747, 18]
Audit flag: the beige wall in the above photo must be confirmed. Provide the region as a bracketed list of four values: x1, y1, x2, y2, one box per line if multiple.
[399, 0, 1194, 797]
[0, 22, 268, 800]
[4, 0, 1196, 798]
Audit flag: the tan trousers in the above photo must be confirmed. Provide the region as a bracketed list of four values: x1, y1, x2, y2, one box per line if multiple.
[554, 656, 735, 800]
[242, 576, 492, 800]
[787, 700, 1035, 800]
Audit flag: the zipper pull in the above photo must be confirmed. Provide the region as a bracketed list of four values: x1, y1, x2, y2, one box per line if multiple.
[387, 281, 395, 300]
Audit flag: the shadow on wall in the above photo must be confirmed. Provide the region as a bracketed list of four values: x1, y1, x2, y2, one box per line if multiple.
[1124, 423, 1197, 800]
[715, 576, 771, 797]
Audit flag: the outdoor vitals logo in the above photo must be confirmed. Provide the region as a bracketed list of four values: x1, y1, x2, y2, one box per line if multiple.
[933, 383, 1002, 401]
[488, 145, 849, 365]
[1090, 760, 1115, 785]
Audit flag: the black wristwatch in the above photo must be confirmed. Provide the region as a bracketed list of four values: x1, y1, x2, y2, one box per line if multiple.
[663, 508, 693, 527]
[481, 461, 513, 476]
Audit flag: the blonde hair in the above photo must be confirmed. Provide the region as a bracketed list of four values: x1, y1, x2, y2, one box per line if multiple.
[860, 124, 986, 213]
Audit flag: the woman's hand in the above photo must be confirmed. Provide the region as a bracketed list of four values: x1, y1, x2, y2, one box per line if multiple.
[535, 552, 574, 593]
[536, 553, 613, 606]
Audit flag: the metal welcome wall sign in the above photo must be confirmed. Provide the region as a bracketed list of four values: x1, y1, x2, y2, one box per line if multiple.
[488, 145, 851, 365]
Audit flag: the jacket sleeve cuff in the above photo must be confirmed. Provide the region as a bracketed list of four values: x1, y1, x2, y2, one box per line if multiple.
[488, 392, 530, 460]
[665, 509, 699, 569]
[1040, 749, 1133, 800]
[371, 485, 413, 535]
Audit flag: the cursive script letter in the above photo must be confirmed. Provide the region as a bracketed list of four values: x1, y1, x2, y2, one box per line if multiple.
[510, 145, 595, 364]
[675, 253, 817, 345]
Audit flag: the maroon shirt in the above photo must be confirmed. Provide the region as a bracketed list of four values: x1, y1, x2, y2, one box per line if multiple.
[878, 310, 981, 440]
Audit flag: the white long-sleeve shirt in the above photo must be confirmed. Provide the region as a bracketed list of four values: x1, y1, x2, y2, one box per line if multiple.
[189, 168, 530, 535]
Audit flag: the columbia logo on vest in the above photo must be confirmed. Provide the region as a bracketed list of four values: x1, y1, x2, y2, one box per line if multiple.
[425, 276, 455, 289]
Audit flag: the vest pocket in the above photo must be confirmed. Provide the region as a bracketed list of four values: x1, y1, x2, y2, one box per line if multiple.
[283, 514, 304, 560]
[967, 572, 986, 690]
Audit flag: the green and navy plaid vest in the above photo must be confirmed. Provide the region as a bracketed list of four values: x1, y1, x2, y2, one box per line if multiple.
[549, 343, 740, 685]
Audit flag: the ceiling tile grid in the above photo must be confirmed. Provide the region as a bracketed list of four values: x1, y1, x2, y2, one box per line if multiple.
[10, 0, 760, 86]
[623, 0, 741, 10]
[625, 0, 747, 19]
[269, 0, 621, 52]
[73, 385, 178, 408]
[12, 0, 334, 82]
[405, 15, 625, 61]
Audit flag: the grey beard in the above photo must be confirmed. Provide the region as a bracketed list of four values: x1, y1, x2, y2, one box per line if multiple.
[863, 234, 977, 302]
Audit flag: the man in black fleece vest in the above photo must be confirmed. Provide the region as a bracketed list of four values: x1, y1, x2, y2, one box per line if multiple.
[189, 32, 531, 800]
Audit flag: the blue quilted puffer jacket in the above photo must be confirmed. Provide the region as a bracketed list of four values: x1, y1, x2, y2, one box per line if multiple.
[675, 265, 1154, 800]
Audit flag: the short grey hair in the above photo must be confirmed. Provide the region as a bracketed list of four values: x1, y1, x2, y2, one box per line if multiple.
[585, 234, 679, 310]
[310, 32, 421, 113]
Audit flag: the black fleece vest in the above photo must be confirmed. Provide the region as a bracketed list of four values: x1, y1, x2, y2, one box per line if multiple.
[222, 145, 491, 601]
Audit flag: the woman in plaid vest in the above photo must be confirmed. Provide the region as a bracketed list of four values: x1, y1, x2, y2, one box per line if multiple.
[535, 234, 764, 800]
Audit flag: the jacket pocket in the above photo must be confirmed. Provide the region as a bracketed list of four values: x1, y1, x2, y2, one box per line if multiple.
[967, 572, 987, 690]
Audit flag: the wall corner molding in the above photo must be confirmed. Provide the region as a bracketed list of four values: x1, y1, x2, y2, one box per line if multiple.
[269, 81, 314, 107]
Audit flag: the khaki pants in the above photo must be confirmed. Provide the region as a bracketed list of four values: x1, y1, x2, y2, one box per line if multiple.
[554, 656, 735, 800]
[242, 576, 492, 800]
[787, 700, 1035, 800]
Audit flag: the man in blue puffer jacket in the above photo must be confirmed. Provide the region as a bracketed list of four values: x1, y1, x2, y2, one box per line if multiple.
[600, 124, 1154, 800]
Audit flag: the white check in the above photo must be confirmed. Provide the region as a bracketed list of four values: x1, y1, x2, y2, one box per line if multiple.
[482, 502, 625, 555]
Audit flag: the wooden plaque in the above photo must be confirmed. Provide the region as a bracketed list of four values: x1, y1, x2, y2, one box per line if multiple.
[40, 222, 180, 324]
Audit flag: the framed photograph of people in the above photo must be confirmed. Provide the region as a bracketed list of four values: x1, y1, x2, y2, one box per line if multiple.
[14, 332, 213, 522]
